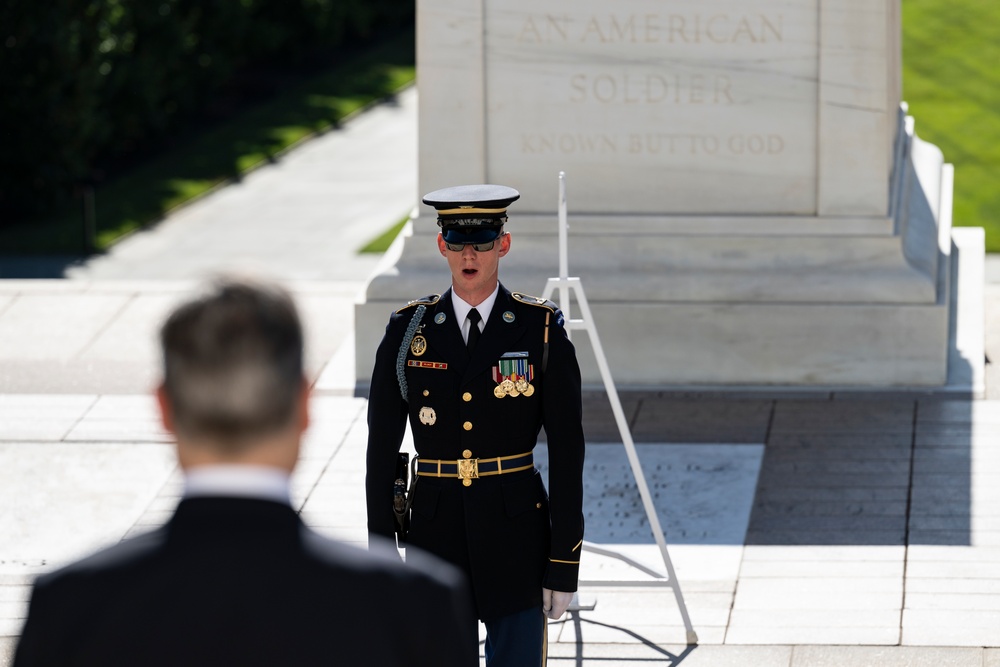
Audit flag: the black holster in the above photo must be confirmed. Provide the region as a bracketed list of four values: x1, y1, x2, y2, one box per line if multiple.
[392, 453, 417, 545]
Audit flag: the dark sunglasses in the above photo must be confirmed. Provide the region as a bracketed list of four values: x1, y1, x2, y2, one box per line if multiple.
[444, 240, 497, 252]
[443, 233, 505, 252]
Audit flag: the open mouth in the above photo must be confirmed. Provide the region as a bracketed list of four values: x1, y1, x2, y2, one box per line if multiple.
[462, 268, 478, 276]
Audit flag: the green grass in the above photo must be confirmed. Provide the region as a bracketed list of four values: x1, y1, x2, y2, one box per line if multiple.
[2, 31, 415, 254]
[903, 0, 1000, 251]
[359, 213, 409, 254]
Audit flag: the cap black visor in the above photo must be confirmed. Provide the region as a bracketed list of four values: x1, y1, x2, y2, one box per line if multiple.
[441, 227, 502, 245]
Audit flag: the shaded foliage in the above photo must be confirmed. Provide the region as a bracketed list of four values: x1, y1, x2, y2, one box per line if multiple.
[0, 0, 413, 226]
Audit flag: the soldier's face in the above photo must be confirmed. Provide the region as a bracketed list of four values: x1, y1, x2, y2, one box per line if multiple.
[438, 232, 511, 303]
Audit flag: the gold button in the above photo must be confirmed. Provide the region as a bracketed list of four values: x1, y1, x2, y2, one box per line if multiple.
[462, 392, 472, 402]
[462, 449, 472, 459]
[463, 421, 473, 431]
[536, 503, 542, 509]
[423, 390, 429, 397]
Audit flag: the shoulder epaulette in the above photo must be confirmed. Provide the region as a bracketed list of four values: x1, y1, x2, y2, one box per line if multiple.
[512, 292, 558, 313]
[513, 292, 563, 372]
[396, 294, 441, 314]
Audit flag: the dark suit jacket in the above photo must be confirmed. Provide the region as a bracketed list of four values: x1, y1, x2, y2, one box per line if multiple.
[14, 497, 477, 667]
[366, 285, 586, 621]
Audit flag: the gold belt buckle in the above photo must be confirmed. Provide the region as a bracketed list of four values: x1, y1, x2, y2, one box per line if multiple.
[457, 457, 479, 486]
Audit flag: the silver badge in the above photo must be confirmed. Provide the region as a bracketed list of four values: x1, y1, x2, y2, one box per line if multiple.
[502, 311, 515, 323]
[418, 406, 437, 425]
[435, 312, 447, 324]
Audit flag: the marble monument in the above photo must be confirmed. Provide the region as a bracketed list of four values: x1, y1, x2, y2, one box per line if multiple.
[356, 0, 983, 389]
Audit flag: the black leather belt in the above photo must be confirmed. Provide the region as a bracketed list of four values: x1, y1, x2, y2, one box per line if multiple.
[416, 451, 533, 486]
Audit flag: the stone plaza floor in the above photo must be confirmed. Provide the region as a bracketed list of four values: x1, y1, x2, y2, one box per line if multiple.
[3, 383, 1000, 665]
[2, 87, 1000, 665]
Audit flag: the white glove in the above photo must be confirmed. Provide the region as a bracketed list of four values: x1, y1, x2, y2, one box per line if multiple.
[542, 588, 574, 620]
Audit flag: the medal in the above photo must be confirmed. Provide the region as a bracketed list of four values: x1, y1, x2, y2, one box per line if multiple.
[493, 356, 536, 399]
[499, 359, 515, 396]
[521, 362, 535, 397]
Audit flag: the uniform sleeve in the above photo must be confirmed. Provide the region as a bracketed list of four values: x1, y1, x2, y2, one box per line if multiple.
[365, 315, 410, 546]
[540, 313, 586, 592]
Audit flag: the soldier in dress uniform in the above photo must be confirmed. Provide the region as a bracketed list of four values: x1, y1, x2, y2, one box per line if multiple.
[366, 184, 586, 667]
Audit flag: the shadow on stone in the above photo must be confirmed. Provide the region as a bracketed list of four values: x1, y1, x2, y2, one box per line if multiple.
[550, 612, 698, 665]
[745, 397, 973, 547]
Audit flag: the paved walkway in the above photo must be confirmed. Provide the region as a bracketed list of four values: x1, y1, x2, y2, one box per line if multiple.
[68, 88, 417, 283]
[2, 87, 1000, 665]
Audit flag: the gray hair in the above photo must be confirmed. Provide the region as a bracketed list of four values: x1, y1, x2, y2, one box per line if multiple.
[160, 276, 304, 448]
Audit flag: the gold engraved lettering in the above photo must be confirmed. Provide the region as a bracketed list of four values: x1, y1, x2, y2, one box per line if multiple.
[716, 74, 734, 104]
[644, 14, 660, 43]
[568, 72, 735, 105]
[760, 15, 783, 42]
[593, 74, 615, 103]
[520, 134, 617, 155]
[647, 75, 667, 103]
[517, 14, 570, 43]
[732, 16, 758, 43]
[608, 15, 637, 43]
[516, 13, 783, 45]
[706, 15, 729, 44]
[580, 16, 606, 43]
[569, 73, 587, 103]
[625, 133, 786, 157]
[689, 74, 704, 104]
[668, 14, 688, 43]
[547, 15, 570, 41]
[517, 16, 543, 43]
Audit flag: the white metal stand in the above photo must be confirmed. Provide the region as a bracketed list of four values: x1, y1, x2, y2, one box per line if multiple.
[542, 172, 698, 645]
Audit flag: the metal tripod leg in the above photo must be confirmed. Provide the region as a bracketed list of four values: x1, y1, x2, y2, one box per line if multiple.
[543, 276, 698, 645]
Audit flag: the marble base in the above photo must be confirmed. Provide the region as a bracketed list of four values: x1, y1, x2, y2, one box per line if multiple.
[355, 119, 979, 389]
[356, 285, 951, 388]
[355, 240, 976, 389]
[356, 249, 958, 389]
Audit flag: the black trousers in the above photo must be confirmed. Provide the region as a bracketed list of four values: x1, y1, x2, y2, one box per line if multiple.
[482, 606, 546, 667]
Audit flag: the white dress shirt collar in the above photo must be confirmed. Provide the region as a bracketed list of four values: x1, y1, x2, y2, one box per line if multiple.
[184, 465, 292, 505]
[451, 283, 500, 343]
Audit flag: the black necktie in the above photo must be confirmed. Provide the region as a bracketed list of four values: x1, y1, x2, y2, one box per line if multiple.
[466, 308, 482, 351]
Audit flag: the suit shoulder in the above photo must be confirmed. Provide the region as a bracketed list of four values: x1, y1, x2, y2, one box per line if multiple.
[34, 528, 166, 587]
[302, 531, 465, 592]
[395, 294, 441, 314]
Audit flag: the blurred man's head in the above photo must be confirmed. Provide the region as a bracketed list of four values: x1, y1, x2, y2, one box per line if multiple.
[157, 276, 308, 470]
